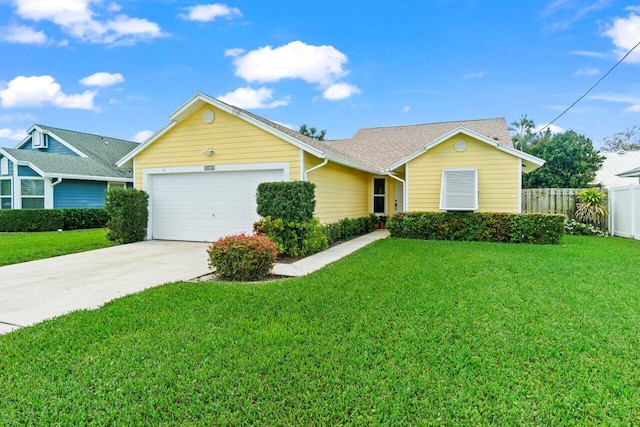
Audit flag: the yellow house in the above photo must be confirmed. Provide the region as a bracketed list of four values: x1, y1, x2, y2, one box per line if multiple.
[118, 93, 544, 242]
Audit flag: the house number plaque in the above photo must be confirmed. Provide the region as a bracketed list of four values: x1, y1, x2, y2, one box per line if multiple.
[204, 165, 216, 171]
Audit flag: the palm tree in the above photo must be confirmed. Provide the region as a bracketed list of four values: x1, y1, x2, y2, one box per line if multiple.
[509, 114, 536, 152]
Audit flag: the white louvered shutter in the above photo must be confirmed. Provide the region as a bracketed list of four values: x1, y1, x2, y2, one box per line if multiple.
[439, 169, 478, 211]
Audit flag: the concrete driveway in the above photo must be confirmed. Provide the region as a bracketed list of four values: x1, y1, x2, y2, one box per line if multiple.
[0, 240, 210, 335]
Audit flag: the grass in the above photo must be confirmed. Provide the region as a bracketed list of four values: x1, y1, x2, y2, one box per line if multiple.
[2, 235, 640, 424]
[0, 228, 114, 266]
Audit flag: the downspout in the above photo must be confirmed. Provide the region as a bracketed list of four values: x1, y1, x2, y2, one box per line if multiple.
[51, 177, 63, 186]
[304, 158, 328, 181]
[386, 172, 406, 213]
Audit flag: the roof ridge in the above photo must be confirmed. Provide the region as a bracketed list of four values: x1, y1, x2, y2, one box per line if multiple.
[353, 117, 506, 132]
[36, 124, 137, 144]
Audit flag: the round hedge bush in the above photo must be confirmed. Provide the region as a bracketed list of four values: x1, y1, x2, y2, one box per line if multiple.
[207, 233, 278, 281]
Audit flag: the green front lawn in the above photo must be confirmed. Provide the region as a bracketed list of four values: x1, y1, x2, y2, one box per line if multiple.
[0, 228, 114, 266]
[1, 235, 640, 424]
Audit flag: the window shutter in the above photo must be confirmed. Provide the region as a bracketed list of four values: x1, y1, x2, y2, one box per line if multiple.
[439, 169, 478, 211]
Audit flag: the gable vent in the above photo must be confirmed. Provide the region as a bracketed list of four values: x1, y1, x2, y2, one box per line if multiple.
[439, 168, 478, 211]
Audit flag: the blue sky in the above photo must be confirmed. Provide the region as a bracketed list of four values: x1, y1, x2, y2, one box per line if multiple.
[0, 0, 639, 149]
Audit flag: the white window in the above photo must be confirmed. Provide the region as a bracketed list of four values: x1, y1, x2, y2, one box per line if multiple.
[440, 168, 478, 211]
[0, 157, 8, 175]
[373, 178, 386, 214]
[0, 179, 11, 209]
[21, 179, 45, 209]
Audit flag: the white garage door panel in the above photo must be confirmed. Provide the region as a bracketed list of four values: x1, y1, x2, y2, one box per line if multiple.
[151, 169, 283, 242]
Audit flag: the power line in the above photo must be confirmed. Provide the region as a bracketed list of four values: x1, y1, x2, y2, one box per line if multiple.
[537, 38, 640, 136]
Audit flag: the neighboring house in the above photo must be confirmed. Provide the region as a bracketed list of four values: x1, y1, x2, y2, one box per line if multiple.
[594, 151, 640, 187]
[0, 125, 138, 210]
[118, 92, 545, 242]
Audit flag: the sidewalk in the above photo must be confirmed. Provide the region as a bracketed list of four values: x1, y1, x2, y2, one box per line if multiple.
[272, 229, 389, 277]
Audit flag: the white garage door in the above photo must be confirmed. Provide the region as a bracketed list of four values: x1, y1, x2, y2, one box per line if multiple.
[150, 168, 283, 242]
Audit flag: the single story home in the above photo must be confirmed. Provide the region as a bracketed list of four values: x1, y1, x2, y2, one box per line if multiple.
[594, 151, 640, 187]
[0, 124, 138, 209]
[117, 92, 545, 242]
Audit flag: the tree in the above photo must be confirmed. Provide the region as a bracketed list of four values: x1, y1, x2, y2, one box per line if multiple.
[602, 125, 640, 151]
[299, 124, 326, 141]
[523, 131, 604, 188]
[509, 114, 537, 152]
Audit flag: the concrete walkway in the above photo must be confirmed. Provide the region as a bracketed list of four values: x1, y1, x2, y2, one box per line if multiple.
[272, 229, 389, 277]
[0, 230, 389, 335]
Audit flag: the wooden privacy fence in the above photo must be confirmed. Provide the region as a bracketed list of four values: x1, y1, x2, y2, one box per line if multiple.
[521, 188, 581, 218]
[609, 184, 640, 240]
[521, 188, 609, 230]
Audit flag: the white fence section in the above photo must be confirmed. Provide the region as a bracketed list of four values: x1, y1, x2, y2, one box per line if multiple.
[609, 184, 640, 240]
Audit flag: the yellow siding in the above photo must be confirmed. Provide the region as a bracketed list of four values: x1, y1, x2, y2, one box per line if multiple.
[134, 105, 301, 186]
[408, 136, 520, 213]
[306, 154, 371, 223]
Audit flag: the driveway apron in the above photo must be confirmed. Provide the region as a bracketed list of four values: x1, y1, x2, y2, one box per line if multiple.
[0, 240, 210, 334]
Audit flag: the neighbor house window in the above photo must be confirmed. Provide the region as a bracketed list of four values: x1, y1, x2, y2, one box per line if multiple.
[108, 182, 126, 189]
[373, 178, 386, 214]
[439, 168, 478, 211]
[21, 179, 44, 209]
[0, 179, 11, 209]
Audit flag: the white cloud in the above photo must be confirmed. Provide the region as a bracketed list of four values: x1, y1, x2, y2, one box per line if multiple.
[132, 130, 153, 142]
[463, 71, 485, 79]
[0, 128, 27, 141]
[573, 66, 600, 76]
[12, 0, 165, 45]
[272, 121, 293, 130]
[229, 41, 349, 86]
[322, 83, 360, 100]
[590, 92, 640, 113]
[179, 4, 242, 22]
[218, 87, 289, 109]
[403, 106, 410, 113]
[224, 47, 244, 57]
[568, 50, 608, 59]
[535, 123, 565, 134]
[0, 113, 37, 123]
[0, 75, 96, 110]
[80, 72, 124, 87]
[602, 13, 640, 63]
[0, 24, 47, 44]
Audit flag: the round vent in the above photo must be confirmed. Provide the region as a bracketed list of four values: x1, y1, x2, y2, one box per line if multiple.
[454, 140, 467, 152]
[203, 110, 215, 124]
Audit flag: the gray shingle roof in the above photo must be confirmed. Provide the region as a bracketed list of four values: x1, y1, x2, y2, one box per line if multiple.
[9, 125, 138, 179]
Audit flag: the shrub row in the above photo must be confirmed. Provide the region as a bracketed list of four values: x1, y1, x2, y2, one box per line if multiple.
[0, 208, 109, 232]
[256, 181, 316, 223]
[564, 218, 607, 237]
[387, 212, 565, 244]
[253, 216, 328, 257]
[207, 233, 278, 281]
[323, 215, 376, 246]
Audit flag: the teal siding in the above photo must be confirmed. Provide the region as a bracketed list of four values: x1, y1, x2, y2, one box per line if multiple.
[18, 165, 41, 177]
[54, 179, 108, 208]
[22, 134, 78, 156]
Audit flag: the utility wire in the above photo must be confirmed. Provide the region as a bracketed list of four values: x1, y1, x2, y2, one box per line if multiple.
[537, 38, 640, 136]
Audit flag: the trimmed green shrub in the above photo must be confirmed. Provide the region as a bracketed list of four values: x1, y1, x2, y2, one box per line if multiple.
[207, 233, 278, 281]
[0, 209, 64, 232]
[256, 181, 316, 222]
[254, 216, 328, 257]
[104, 187, 149, 244]
[564, 218, 607, 237]
[62, 209, 109, 230]
[387, 212, 565, 244]
[323, 215, 377, 246]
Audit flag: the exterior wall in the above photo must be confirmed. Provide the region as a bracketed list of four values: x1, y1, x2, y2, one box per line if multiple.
[306, 154, 371, 223]
[134, 105, 301, 187]
[21, 134, 78, 156]
[408, 135, 521, 213]
[54, 179, 108, 208]
[18, 165, 40, 177]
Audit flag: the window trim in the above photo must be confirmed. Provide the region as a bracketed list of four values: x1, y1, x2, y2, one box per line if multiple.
[439, 168, 478, 212]
[20, 178, 45, 209]
[0, 178, 12, 209]
[372, 177, 387, 215]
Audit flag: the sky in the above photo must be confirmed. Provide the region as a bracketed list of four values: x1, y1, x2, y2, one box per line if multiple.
[0, 0, 639, 149]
